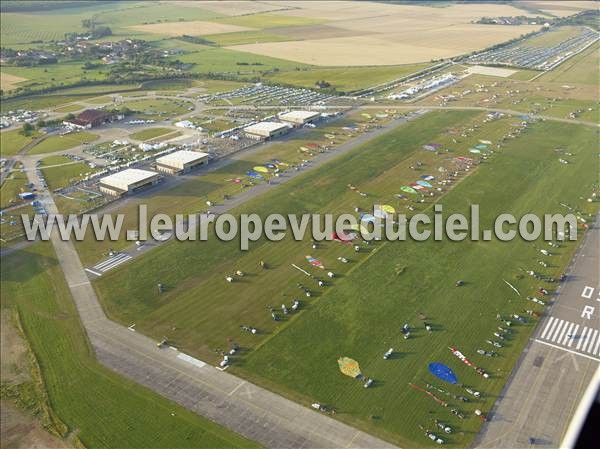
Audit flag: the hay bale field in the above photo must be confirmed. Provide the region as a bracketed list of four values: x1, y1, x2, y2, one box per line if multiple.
[0, 73, 28, 91]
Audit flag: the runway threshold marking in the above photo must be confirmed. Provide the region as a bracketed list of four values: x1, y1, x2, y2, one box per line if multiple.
[533, 339, 600, 363]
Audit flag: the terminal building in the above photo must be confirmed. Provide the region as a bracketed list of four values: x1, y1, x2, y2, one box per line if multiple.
[155, 150, 209, 174]
[98, 168, 160, 197]
[278, 110, 321, 127]
[243, 121, 290, 141]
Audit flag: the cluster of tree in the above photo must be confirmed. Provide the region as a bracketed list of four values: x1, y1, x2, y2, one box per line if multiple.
[236, 62, 264, 66]
[314, 80, 331, 89]
[476, 16, 551, 25]
[64, 25, 112, 42]
[179, 35, 217, 46]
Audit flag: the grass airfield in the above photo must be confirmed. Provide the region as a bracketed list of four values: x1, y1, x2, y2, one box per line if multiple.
[92, 110, 598, 447]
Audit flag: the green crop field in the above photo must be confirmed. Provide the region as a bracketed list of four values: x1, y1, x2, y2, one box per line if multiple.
[92, 111, 597, 448]
[266, 63, 433, 92]
[130, 127, 175, 141]
[0, 129, 41, 157]
[28, 131, 99, 155]
[0, 242, 261, 449]
[177, 46, 309, 75]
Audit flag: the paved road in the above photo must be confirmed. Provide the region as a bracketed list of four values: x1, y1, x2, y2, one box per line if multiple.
[476, 215, 600, 448]
[20, 119, 406, 449]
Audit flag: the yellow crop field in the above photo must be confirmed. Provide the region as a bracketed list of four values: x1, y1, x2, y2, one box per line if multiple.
[128, 21, 253, 37]
[1, 73, 28, 91]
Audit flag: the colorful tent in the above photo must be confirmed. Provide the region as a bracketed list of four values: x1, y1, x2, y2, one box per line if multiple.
[338, 357, 362, 378]
[416, 180, 432, 188]
[421, 175, 435, 181]
[359, 213, 376, 223]
[332, 232, 356, 244]
[401, 186, 418, 194]
[306, 255, 325, 269]
[428, 362, 458, 384]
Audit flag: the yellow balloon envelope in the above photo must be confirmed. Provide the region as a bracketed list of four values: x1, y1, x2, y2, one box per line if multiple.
[253, 166, 269, 173]
[338, 357, 362, 378]
[381, 204, 395, 214]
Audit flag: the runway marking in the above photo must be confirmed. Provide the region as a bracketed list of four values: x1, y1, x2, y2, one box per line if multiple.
[177, 352, 206, 369]
[228, 381, 246, 396]
[533, 339, 600, 363]
[538, 317, 599, 357]
[69, 280, 91, 288]
[90, 253, 132, 273]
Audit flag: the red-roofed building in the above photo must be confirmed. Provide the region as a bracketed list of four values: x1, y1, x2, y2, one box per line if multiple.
[64, 109, 115, 129]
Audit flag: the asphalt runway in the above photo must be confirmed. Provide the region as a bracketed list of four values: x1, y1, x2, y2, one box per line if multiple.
[21, 125, 399, 449]
[476, 215, 600, 448]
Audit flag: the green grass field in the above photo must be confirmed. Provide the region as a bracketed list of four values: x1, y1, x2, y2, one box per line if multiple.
[41, 161, 96, 191]
[266, 63, 432, 92]
[92, 111, 598, 447]
[215, 13, 325, 29]
[130, 127, 175, 141]
[539, 42, 600, 85]
[28, 131, 99, 155]
[0, 169, 28, 209]
[0, 242, 262, 449]
[0, 129, 40, 157]
[121, 98, 191, 118]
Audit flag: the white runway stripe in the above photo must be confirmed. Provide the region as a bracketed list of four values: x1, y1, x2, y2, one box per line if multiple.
[562, 322, 575, 345]
[540, 317, 555, 340]
[92, 253, 132, 272]
[583, 329, 597, 353]
[593, 332, 600, 356]
[576, 327, 588, 350]
[568, 325, 579, 347]
[539, 318, 599, 358]
[551, 320, 565, 342]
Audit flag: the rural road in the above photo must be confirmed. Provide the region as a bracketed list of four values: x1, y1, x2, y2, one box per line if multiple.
[16, 115, 420, 449]
[476, 215, 600, 448]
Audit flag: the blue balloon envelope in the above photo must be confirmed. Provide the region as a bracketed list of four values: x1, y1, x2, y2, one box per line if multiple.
[428, 362, 458, 384]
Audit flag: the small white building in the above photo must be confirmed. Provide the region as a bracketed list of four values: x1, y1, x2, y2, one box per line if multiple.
[244, 121, 290, 140]
[278, 110, 321, 127]
[155, 150, 209, 174]
[98, 168, 160, 196]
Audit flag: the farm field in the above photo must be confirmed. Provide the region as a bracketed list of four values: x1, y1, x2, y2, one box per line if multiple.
[0, 242, 262, 449]
[266, 63, 432, 92]
[0, 129, 40, 157]
[0, 73, 28, 91]
[93, 111, 598, 448]
[127, 21, 253, 37]
[28, 132, 99, 155]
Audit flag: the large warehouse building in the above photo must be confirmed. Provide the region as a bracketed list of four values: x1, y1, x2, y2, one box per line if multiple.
[278, 110, 321, 127]
[244, 121, 290, 140]
[155, 150, 209, 174]
[64, 109, 115, 129]
[98, 168, 160, 196]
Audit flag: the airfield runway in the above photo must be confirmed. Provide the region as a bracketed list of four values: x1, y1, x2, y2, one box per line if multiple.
[21, 122, 405, 449]
[476, 215, 600, 448]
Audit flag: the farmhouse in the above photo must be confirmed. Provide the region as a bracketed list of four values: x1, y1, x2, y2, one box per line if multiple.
[98, 168, 160, 196]
[64, 109, 115, 129]
[244, 121, 290, 140]
[278, 110, 321, 127]
[155, 150, 209, 174]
